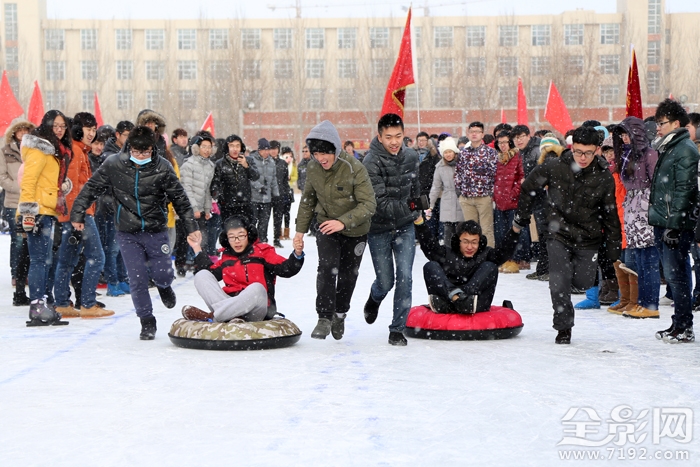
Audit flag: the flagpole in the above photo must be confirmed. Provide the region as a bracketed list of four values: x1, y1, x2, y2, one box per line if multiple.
[410, 5, 420, 132]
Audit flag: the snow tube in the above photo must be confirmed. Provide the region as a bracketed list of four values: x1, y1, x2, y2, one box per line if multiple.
[405, 301, 523, 340]
[168, 318, 302, 350]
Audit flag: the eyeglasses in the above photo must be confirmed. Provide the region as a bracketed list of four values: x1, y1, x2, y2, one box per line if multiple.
[227, 234, 248, 242]
[513, 134, 528, 140]
[656, 120, 670, 127]
[53, 124, 67, 130]
[460, 239, 480, 247]
[573, 149, 596, 158]
[130, 149, 152, 157]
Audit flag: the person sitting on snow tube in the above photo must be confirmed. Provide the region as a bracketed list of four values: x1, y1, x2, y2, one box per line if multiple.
[182, 216, 305, 322]
[415, 216, 519, 314]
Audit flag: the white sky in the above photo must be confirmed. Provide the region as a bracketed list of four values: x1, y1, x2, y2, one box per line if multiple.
[47, 0, 700, 19]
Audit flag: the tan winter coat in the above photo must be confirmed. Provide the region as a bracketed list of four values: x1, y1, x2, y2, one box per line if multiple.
[0, 121, 35, 208]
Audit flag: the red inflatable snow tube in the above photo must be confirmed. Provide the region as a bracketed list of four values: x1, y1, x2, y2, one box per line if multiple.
[405, 302, 523, 340]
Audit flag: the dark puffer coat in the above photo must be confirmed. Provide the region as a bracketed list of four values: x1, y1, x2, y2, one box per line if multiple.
[419, 151, 441, 199]
[210, 154, 260, 212]
[416, 222, 518, 285]
[515, 150, 621, 260]
[71, 151, 197, 234]
[273, 156, 293, 202]
[362, 137, 420, 234]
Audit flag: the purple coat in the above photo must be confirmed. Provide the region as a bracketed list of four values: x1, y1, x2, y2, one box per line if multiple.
[613, 116, 658, 191]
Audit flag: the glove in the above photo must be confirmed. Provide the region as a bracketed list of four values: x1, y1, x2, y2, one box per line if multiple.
[662, 229, 680, 247]
[260, 186, 267, 196]
[512, 214, 529, 231]
[22, 215, 36, 232]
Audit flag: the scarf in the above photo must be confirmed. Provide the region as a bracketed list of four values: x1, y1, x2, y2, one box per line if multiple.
[55, 143, 72, 216]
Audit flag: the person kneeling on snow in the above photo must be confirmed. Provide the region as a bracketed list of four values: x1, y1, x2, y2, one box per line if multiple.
[416, 217, 519, 314]
[182, 216, 304, 322]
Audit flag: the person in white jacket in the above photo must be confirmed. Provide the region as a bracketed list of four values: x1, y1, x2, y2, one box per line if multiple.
[180, 132, 217, 253]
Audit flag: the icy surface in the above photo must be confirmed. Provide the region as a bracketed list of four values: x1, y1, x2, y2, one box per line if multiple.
[0, 222, 699, 466]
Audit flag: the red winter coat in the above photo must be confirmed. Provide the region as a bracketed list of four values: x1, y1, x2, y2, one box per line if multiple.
[493, 149, 523, 211]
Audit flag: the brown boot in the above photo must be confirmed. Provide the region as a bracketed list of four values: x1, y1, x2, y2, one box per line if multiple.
[608, 261, 630, 314]
[599, 278, 619, 305]
[55, 305, 81, 318]
[182, 305, 214, 321]
[623, 305, 660, 319]
[282, 227, 290, 240]
[80, 305, 115, 319]
[620, 274, 639, 314]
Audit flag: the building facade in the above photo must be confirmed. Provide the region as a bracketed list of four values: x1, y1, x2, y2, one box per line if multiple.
[1, 0, 698, 146]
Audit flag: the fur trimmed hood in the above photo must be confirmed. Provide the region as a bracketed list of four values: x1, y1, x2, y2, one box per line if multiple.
[538, 143, 564, 165]
[498, 147, 519, 164]
[136, 109, 166, 135]
[21, 134, 55, 156]
[5, 120, 36, 146]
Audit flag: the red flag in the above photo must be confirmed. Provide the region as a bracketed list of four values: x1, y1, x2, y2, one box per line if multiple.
[200, 112, 215, 137]
[0, 71, 25, 135]
[625, 49, 643, 119]
[517, 77, 528, 126]
[544, 81, 573, 136]
[668, 92, 674, 100]
[94, 93, 104, 127]
[500, 108, 506, 124]
[27, 81, 45, 126]
[380, 8, 415, 119]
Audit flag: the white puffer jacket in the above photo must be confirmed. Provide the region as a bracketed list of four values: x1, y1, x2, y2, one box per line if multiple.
[180, 154, 216, 214]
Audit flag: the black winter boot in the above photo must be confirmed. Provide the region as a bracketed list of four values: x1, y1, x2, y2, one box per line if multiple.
[311, 318, 331, 339]
[429, 295, 453, 314]
[363, 294, 381, 324]
[555, 328, 572, 344]
[157, 286, 176, 309]
[13, 290, 31, 306]
[140, 316, 157, 340]
[26, 300, 69, 327]
[388, 331, 407, 346]
[331, 313, 346, 340]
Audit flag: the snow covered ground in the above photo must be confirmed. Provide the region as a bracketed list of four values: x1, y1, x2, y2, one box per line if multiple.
[0, 222, 698, 466]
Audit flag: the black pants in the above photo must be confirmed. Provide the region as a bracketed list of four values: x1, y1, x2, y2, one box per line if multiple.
[547, 239, 598, 330]
[15, 238, 30, 294]
[534, 206, 549, 275]
[220, 204, 254, 225]
[315, 232, 367, 319]
[423, 261, 497, 313]
[174, 219, 189, 268]
[195, 215, 209, 254]
[253, 203, 272, 242]
[272, 197, 292, 240]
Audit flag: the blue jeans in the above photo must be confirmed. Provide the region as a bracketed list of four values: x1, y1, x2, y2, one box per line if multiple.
[26, 215, 56, 301]
[367, 223, 416, 332]
[626, 246, 661, 310]
[654, 227, 693, 329]
[493, 209, 515, 250]
[96, 211, 127, 285]
[54, 216, 105, 308]
[3, 207, 23, 278]
[207, 213, 221, 256]
[514, 224, 531, 262]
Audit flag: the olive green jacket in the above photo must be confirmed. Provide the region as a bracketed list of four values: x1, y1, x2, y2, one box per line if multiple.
[295, 151, 376, 237]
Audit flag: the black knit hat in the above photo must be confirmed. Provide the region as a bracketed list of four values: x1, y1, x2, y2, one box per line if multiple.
[258, 138, 271, 150]
[306, 138, 336, 155]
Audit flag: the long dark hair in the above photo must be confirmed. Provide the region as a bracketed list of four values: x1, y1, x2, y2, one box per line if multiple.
[32, 110, 72, 153]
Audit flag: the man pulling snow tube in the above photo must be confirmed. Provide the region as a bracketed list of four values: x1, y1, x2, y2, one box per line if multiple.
[168, 318, 302, 350]
[405, 301, 523, 340]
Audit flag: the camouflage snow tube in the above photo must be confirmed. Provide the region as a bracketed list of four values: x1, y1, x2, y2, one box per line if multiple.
[168, 318, 302, 350]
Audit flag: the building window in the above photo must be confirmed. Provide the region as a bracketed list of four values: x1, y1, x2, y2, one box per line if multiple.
[81, 29, 97, 50]
[648, 40, 661, 65]
[241, 89, 262, 109]
[565, 55, 584, 75]
[647, 71, 660, 94]
[45, 29, 65, 50]
[81, 91, 94, 111]
[45, 61, 65, 81]
[413, 27, 422, 48]
[433, 58, 453, 78]
[498, 56, 518, 77]
[648, 0, 662, 34]
[665, 58, 671, 74]
[241, 29, 261, 49]
[209, 29, 228, 49]
[116, 90, 133, 111]
[530, 85, 548, 107]
[273, 28, 292, 49]
[147, 90, 164, 110]
[4, 4, 18, 42]
[337, 88, 357, 108]
[274, 89, 292, 109]
[45, 91, 66, 110]
[599, 85, 619, 105]
[81, 61, 98, 80]
[370, 59, 391, 79]
[5, 47, 18, 71]
[466, 87, 485, 107]
[531, 56, 550, 76]
[337, 28, 356, 49]
[563, 85, 584, 105]
[600, 24, 620, 45]
[433, 88, 453, 108]
[178, 60, 197, 80]
[466, 57, 486, 77]
[466, 26, 486, 47]
[274, 60, 293, 79]
[145, 29, 165, 50]
[499, 26, 518, 47]
[370, 27, 390, 48]
[665, 29, 670, 45]
[564, 24, 583, 46]
[179, 90, 198, 109]
[208, 61, 230, 80]
[434, 26, 453, 48]
[306, 28, 325, 49]
[499, 86, 517, 107]
[178, 29, 196, 50]
[337, 59, 357, 79]
[305, 59, 325, 79]
[115, 29, 132, 50]
[599, 54, 620, 74]
[305, 89, 325, 109]
[242, 60, 261, 79]
[116, 60, 133, 80]
[145, 61, 165, 80]
[531, 25, 551, 46]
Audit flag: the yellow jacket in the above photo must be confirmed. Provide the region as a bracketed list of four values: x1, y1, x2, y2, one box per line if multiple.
[167, 158, 180, 228]
[18, 135, 60, 218]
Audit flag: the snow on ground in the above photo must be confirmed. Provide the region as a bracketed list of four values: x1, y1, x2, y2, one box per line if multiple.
[0, 221, 699, 466]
